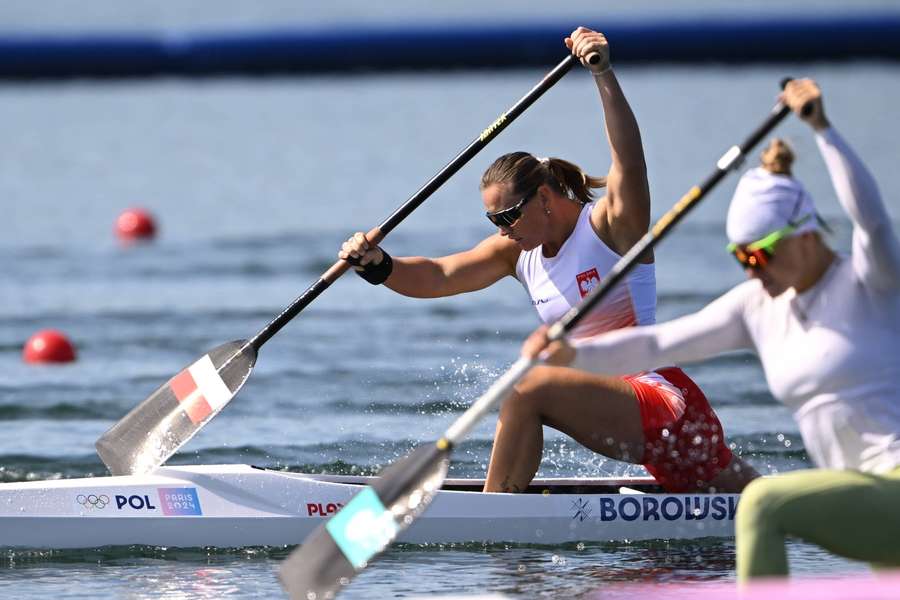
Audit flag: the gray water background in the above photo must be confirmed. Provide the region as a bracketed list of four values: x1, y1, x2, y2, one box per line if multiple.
[2, 1, 899, 598]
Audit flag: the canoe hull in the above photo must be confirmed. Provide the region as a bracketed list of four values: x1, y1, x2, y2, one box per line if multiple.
[0, 464, 739, 549]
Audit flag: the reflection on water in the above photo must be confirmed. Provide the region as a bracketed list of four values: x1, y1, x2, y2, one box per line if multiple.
[0, 539, 867, 599]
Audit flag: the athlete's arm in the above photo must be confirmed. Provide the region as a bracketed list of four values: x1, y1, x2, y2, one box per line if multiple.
[387, 234, 520, 298]
[565, 29, 650, 255]
[783, 79, 900, 291]
[339, 232, 519, 298]
[567, 283, 755, 376]
[591, 71, 651, 249]
[816, 128, 900, 291]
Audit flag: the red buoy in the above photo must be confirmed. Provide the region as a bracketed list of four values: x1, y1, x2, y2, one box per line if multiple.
[23, 329, 77, 364]
[115, 208, 157, 242]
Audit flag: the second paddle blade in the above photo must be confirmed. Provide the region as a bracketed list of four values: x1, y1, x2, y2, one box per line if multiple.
[279, 442, 450, 600]
[95, 340, 255, 476]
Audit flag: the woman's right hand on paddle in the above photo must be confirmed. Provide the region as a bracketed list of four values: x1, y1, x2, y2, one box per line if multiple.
[565, 27, 611, 73]
[339, 232, 384, 269]
[521, 325, 576, 366]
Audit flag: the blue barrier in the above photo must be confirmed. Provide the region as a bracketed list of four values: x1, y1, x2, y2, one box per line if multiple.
[1, 14, 899, 78]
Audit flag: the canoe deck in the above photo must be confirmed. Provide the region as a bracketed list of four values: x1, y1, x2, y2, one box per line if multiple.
[303, 468, 665, 494]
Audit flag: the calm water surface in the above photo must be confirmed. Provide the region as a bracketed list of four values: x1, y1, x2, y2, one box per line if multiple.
[1, 31, 896, 600]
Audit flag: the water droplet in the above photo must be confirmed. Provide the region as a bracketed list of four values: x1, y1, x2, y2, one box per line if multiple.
[576, 542, 585, 551]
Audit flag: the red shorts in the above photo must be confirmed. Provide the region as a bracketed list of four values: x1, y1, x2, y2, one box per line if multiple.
[623, 367, 733, 493]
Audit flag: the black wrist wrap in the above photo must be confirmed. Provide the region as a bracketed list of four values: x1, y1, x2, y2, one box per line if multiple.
[356, 250, 393, 285]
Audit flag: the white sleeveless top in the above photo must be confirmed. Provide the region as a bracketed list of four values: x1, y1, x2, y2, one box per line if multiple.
[515, 202, 657, 340]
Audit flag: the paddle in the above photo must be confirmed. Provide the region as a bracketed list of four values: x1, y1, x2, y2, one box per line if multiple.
[278, 82, 799, 600]
[94, 52, 597, 477]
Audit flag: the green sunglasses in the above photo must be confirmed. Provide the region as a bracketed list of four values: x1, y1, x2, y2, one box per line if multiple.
[726, 215, 812, 271]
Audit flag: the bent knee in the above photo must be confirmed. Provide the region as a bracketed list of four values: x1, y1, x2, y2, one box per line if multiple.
[514, 365, 559, 397]
[737, 477, 788, 529]
[499, 388, 541, 420]
[500, 369, 556, 417]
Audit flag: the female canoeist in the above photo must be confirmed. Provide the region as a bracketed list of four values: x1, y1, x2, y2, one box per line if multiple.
[339, 27, 757, 494]
[524, 79, 900, 578]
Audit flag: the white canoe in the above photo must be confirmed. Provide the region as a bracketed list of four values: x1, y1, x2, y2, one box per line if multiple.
[0, 464, 739, 549]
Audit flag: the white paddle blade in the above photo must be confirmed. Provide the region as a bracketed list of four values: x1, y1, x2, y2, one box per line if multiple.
[279, 443, 450, 599]
[95, 340, 255, 476]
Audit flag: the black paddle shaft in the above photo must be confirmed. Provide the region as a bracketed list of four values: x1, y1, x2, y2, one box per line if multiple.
[247, 54, 581, 353]
[549, 99, 793, 341]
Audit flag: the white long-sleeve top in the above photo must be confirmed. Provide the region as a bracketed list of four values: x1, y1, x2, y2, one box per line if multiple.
[572, 127, 900, 473]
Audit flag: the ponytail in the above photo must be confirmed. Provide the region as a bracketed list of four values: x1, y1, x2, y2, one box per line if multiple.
[544, 157, 606, 204]
[481, 152, 606, 204]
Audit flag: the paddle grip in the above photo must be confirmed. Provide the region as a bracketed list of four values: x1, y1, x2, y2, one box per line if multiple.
[341, 227, 386, 270]
[780, 77, 814, 118]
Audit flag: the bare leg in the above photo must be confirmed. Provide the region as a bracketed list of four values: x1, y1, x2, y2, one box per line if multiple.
[483, 365, 645, 492]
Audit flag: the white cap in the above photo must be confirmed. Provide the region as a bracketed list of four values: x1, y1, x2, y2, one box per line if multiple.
[726, 167, 819, 245]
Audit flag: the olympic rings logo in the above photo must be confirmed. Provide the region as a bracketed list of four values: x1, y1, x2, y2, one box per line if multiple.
[76, 494, 110, 510]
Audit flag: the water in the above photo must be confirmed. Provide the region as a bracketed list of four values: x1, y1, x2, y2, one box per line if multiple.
[2, 7, 897, 597]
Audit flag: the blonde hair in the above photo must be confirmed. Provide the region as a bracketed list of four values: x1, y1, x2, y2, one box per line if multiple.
[480, 152, 606, 204]
[760, 138, 795, 176]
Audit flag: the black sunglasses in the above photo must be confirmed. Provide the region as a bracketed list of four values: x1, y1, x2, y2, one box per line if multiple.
[485, 191, 537, 227]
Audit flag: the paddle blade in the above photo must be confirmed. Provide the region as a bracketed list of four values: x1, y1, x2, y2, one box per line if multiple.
[95, 340, 255, 476]
[279, 442, 450, 600]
